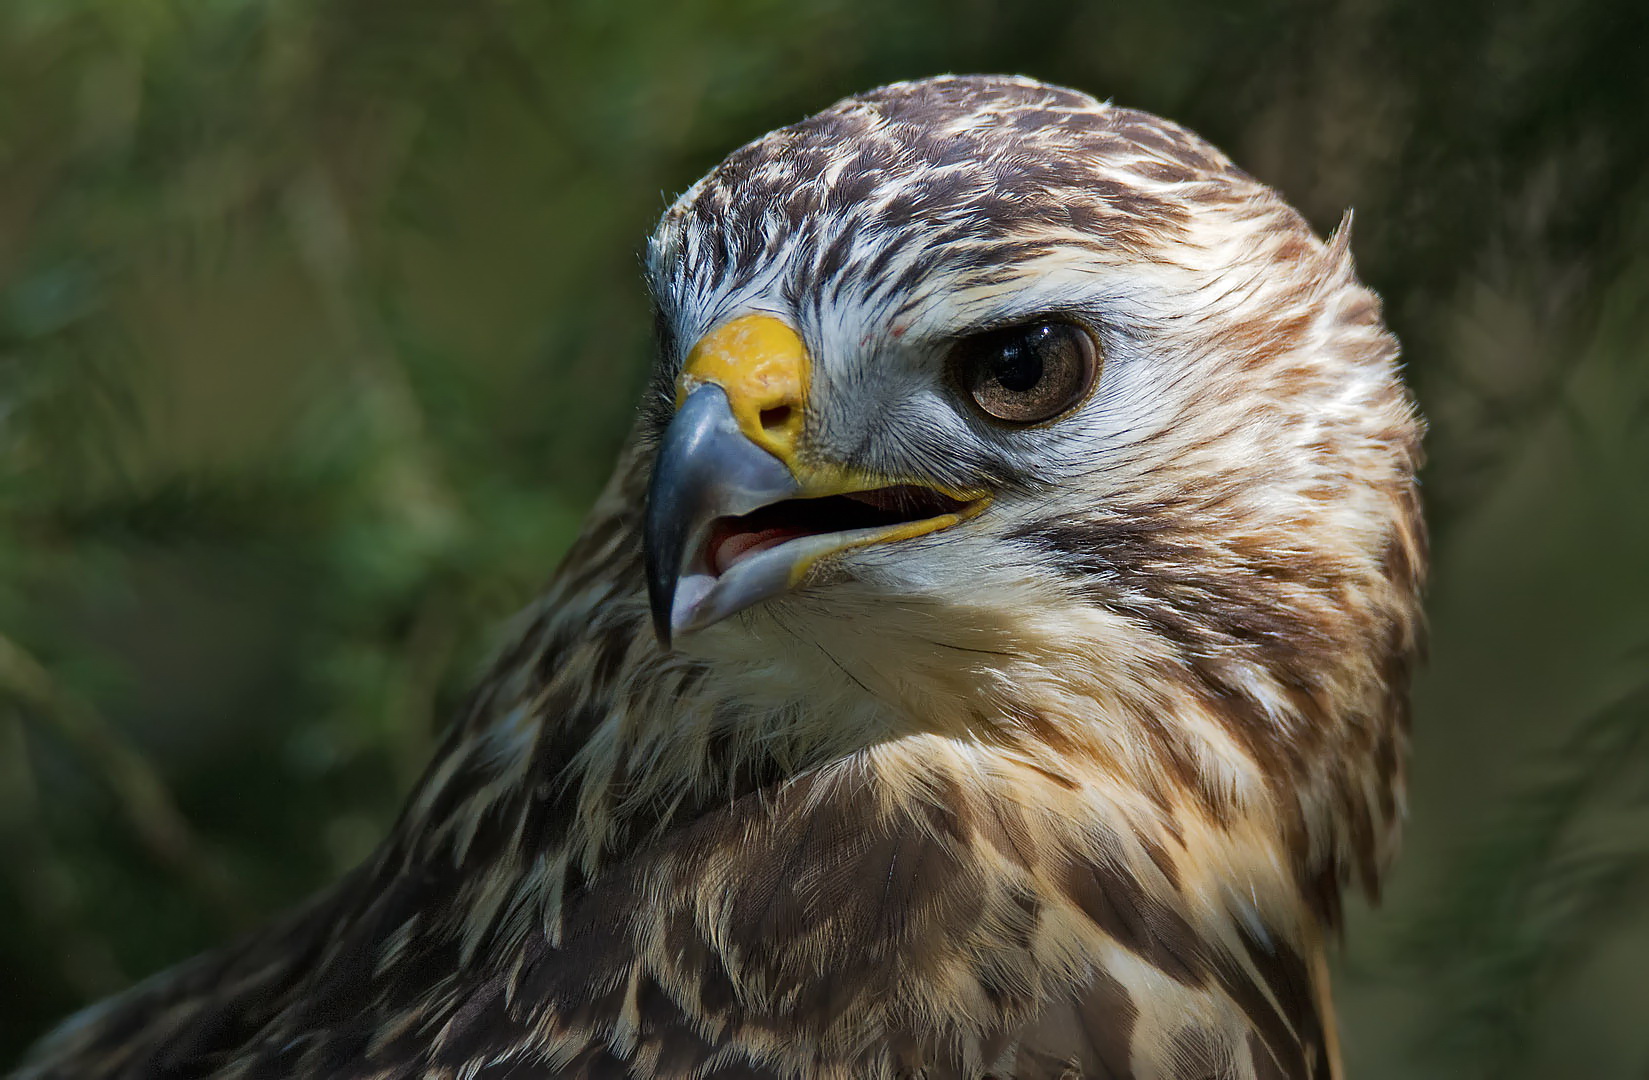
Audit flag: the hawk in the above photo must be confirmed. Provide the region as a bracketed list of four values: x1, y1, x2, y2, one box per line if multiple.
[17, 75, 1425, 1079]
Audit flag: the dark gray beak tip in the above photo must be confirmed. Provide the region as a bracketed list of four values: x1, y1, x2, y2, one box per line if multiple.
[649, 601, 674, 652]
[644, 433, 685, 652]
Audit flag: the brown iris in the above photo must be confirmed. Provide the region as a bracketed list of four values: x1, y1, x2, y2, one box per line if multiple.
[952, 320, 1100, 424]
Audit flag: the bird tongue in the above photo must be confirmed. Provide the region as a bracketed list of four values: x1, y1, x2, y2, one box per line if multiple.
[710, 523, 808, 576]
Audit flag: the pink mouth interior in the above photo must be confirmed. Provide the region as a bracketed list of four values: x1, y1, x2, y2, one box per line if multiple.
[703, 485, 969, 577]
[710, 525, 808, 575]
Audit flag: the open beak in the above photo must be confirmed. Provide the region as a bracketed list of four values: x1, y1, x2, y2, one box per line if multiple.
[644, 314, 986, 648]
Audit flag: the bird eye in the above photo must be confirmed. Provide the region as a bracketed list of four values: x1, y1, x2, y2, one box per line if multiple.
[951, 320, 1100, 424]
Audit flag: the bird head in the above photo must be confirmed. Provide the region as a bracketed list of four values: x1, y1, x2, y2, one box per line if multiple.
[641, 77, 1422, 781]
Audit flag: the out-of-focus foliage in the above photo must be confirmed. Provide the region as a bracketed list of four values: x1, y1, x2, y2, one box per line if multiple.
[2, 0, 1646, 1074]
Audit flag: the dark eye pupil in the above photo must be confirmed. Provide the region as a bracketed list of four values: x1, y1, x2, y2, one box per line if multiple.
[992, 338, 1044, 392]
[954, 319, 1099, 424]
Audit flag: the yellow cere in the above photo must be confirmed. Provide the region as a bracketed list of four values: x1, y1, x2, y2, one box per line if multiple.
[677, 313, 811, 465]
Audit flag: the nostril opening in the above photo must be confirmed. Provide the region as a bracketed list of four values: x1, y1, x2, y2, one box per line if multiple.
[759, 405, 794, 432]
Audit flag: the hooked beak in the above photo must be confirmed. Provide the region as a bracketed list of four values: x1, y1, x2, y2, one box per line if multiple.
[644, 314, 986, 648]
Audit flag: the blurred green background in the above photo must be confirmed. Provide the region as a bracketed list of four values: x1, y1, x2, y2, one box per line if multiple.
[2, 0, 1647, 1075]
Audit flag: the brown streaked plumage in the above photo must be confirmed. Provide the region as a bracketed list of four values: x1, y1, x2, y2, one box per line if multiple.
[16, 75, 1425, 1080]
